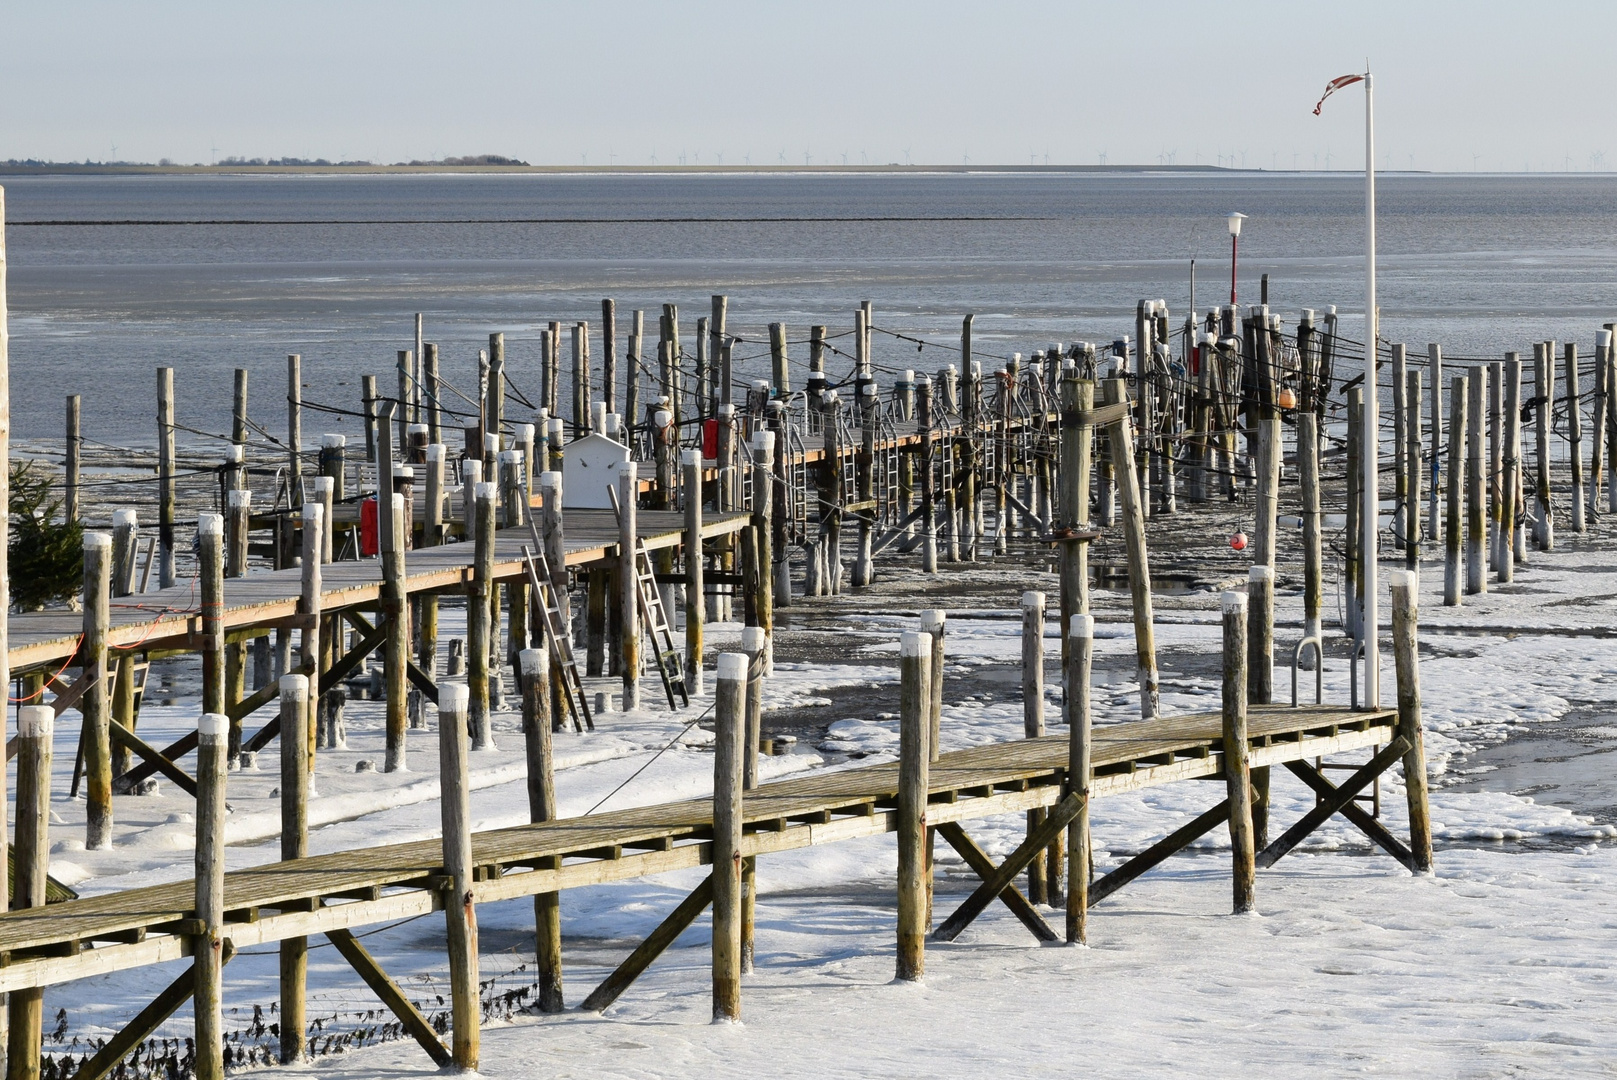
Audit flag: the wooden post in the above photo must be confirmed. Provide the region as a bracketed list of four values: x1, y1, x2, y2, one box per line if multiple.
[1220, 592, 1255, 914]
[396, 350, 413, 450]
[436, 682, 480, 1070]
[382, 490, 409, 770]
[199, 514, 225, 734]
[1500, 355, 1521, 581]
[110, 511, 138, 779]
[602, 298, 618, 415]
[1445, 374, 1467, 607]
[1489, 358, 1506, 573]
[7, 707, 51, 1080]
[625, 311, 643, 441]
[1103, 378, 1159, 719]
[1406, 371, 1423, 571]
[361, 373, 379, 463]
[1021, 591, 1051, 905]
[1346, 390, 1361, 637]
[1253, 411, 1281, 568]
[769, 322, 790, 397]
[682, 449, 704, 695]
[1389, 571, 1434, 873]
[1607, 331, 1617, 514]
[423, 342, 441, 447]
[822, 393, 844, 591]
[419, 444, 443, 680]
[712, 652, 746, 1022]
[157, 366, 177, 588]
[468, 482, 496, 744]
[488, 331, 507, 448]
[1534, 344, 1554, 551]
[922, 609, 945, 757]
[1427, 343, 1442, 541]
[918, 377, 937, 573]
[853, 382, 877, 585]
[278, 674, 310, 1063]
[737, 625, 765, 974]
[83, 531, 113, 849]
[520, 650, 564, 1013]
[1567, 343, 1585, 532]
[1298, 411, 1324, 648]
[1466, 369, 1487, 594]
[194, 712, 228, 1080]
[0, 189, 9, 953]
[751, 433, 774, 673]
[64, 394, 80, 523]
[1590, 335, 1609, 529]
[618, 462, 640, 711]
[1058, 374, 1093, 658]
[572, 322, 591, 433]
[895, 632, 931, 981]
[1065, 613, 1093, 943]
[1246, 564, 1273, 848]
[1391, 343, 1406, 548]
[288, 353, 304, 507]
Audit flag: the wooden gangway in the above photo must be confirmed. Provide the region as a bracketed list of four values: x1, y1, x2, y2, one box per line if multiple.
[7, 508, 745, 672]
[0, 702, 1398, 996]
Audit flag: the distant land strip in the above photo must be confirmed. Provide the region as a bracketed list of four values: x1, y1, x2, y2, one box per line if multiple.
[11, 215, 1048, 226]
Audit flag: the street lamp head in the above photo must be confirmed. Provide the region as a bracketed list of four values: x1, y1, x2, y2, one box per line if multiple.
[1227, 212, 1247, 237]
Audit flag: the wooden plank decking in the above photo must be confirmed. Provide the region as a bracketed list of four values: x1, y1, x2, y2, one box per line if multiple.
[7, 509, 748, 671]
[0, 703, 1396, 994]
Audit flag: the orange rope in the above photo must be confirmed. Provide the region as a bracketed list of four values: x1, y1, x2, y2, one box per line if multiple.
[11, 635, 86, 704]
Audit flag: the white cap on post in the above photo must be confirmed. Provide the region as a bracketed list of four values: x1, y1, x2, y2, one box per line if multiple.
[18, 705, 53, 739]
[322, 434, 346, 449]
[592, 402, 608, 431]
[681, 448, 701, 466]
[474, 482, 497, 501]
[198, 512, 224, 537]
[228, 489, 251, 509]
[900, 631, 926, 657]
[539, 471, 561, 492]
[1021, 591, 1044, 608]
[1069, 613, 1094, 639]
[920, 609, 945, 632]
[1221, 590, 1249, 614]
[742, 626, 766, 653]
[198, 712, 228, 739]
[751, 430, 775, 455]
[439, 682, 470, 716]
[616, 460, 638, 482]
[1249, 565, 1273, 583]
[309, 476, 333, 495]
[519, 648, 544, 677]
[113, 508, 138, 528]
[717, 652, 747, 682]
[279, 673, 309, 697]
[84, 531, 111, 551]
[425, 443, 444, 463]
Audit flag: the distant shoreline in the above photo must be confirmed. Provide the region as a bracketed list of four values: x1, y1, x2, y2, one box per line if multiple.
[0, 162, 1449, 178]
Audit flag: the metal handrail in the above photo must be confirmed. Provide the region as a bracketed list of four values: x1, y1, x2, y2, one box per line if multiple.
[1291, 635, 1324, 707]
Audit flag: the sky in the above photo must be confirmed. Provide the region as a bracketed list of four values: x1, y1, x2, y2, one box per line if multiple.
[2, 1, 1614, 172]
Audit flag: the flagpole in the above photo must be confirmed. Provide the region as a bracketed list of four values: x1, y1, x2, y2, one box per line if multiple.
[1361, 68, 1380, 709]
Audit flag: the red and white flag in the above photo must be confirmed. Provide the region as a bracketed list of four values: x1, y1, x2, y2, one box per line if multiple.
[1313, 74, 1365, 115]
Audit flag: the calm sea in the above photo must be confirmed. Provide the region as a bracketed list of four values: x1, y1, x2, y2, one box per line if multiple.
[3, 171, 1616, 447]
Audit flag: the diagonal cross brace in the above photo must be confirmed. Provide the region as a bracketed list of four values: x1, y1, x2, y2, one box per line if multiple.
[1283, 758, 1418, 871]
[581, 875, 714, 1013]
[327, 927, 452, 1067]
[1088, 798, 1231, 907]
[933, 792, 1084, 943]
[68, 942, 235, 1080]
[934, 822, 1058, 943]
[1257, 736, 1411, 870]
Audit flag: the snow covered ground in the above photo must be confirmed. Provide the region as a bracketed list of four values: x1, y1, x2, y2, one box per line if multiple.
[28, 540, 1617, 1078]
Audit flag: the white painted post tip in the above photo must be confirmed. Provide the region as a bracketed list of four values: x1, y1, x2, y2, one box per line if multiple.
[302, 503, 323, 528]
[407, 423, 428, 437]
[425, 443, 445, 462]
[474, 482, 497, 500]
[653, 409, 671, 428]
[751, 430, 776, 454]
[439, 682, 471, 714]
[539, 471, 561, 491]
[1389, 569, 1418, 595]
[228, 489, 251, 508]
[1598, 329, 1613, 348]
[547, 418, 564, 437]
[309, 476, 333, 494]
[462, 460, 482, 483]
[484, 434, 500, 454]
[1220, 590, 1249, 614]
[741, 626, 767, 652]
[519, 648, 544, 676]
[900, 632, 926, 657]
[198, 513, 224, 537]
[113, 508, 138, 527]
[198, 713, 229, 739]
[717, 652, 748, 681]
[321, 434, 346, 449]
[681, 448, 701, 465]
[390, 493, 405, 513]
[719, 403, 736, 418]
[18, 706, 53, 739]
[83, 531, 112, 550]
[616, 460, 638, 481]
[1022, 591, 1044, 608]
[1248, 565, 1273, 582]
[1069, 614, 1094, 639]
[498, 450, 517, 465]
[920, 609, 946, 631]
[225, 445, 243, 464]
[279, 673, 309, 696]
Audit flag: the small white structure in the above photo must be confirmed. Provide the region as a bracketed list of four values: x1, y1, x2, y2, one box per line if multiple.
[562, 432, 631, 509]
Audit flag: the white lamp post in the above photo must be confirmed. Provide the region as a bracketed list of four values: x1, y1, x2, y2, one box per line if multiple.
[1227, 213, 1247, 306]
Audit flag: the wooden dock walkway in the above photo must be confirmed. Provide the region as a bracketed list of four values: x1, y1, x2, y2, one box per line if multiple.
[7, 508, 746, 672]
[0, 703, 1396, 995]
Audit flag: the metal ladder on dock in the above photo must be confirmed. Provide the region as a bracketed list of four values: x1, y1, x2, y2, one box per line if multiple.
[521, 527, 593, 733]
[607, 487, 690, 711]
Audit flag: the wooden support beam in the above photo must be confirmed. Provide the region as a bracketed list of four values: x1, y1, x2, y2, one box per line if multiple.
[68, 943, 236, 1080]
[107, 721, 199, 799]
[932, 791, 1083, 943]
[1257, 737, 1411, 869]
[1282, 759, 1418, 871]
[1087, 799, 1230, 907]
[580, 875, 714, 1014]
[934, 822, 1057, 943]
[326, 928, 452, 1068]
[343, 609, 438, 704]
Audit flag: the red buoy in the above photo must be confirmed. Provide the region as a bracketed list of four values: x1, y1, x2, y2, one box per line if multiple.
[1229, 531, 1248, 551]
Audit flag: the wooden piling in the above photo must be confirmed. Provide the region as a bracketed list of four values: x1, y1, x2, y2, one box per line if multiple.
[1445, 374, 1467, 606]
[1406, 371, 1423, 571]
[1058, 374, 1094, 656]
[520, 650, 564, 1013]
[1102, 378, 1159, 718]
[1021, 591, 1049, 905]
[602, 299, 618, 415]
[1534, 344, 1554, 551]
[1489, 359, 1505, 573]
[83, 532, 113, 850]
[682, 450, 704, 695]
[199, 514, 225, 733]
[1220, 592, 1255, 914]
[7, 707, 51, 1080]
[64, 394, 80, 523]
[288, 353, 304, 507]
[157, 367, 177, 589]
[299, 505, 322, 774]
[436, 682, 479, 1069]
[572, 322, 591, 433]
[194, 712, 228, 1080]
[423, 342, 441, 446]
[488, 332, 507, 447]
[918, 378, 938, 573]
[469, 482, 497, 745]
[1246, 564, 1274, 849]
[1065, 613, 1093, 944]
[751, 432, 775, 673]
[1567, 343, 1585, 532]
[1391, 344, 1406, 547]
[712, 652, 746, 1022]
[895, 632, 931, 981]
[1465, 369, 1487, 594]
[618, 462, 640, 711]
[382, 491, 409, 771]
[1389, 571, 1434, 873]
[1427, 344, 1443, 541]
[278, 674, 310, 1063]
[1297, 410, 1324, 647]
[1494, 355, 1519, 582]
[1591, 334, 1609, 524]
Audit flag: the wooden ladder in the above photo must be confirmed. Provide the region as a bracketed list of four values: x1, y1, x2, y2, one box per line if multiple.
[520, 529, 593, 733]
[607, 487, 690, 711]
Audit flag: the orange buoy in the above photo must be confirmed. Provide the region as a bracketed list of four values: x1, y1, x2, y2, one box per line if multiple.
[1230, 531, 1248, 551]
[1277, 387, 1298, 410]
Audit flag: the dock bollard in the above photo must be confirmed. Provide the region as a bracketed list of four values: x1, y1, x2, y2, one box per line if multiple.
[8, 706, 54, 1075]
[195, 712, 229, 1080]
[1220, 592, 1256, 914]
[1065, 614, 1094, 944]
[1389, 571, 1435, 873]
[896, 632, 932, 981]
[713, 652, 747, 1022]
[436, 683, 480, 1068]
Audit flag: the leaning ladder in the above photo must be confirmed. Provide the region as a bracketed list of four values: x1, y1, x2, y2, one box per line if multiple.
[520, 534, 593, 733]
[607, 486, 690, 711]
